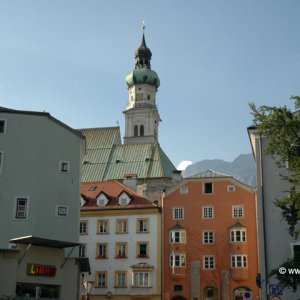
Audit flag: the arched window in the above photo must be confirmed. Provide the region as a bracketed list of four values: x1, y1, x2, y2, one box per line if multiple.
[140, 125, 144, 137]
[203, 287, 218, 300]
[134, 125, 138, 137]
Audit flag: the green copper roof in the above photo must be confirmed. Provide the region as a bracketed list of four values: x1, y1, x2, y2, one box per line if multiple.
[126, 68, 160, 88]
[125, 30, 160, 89]
[80, 127, 177, 182]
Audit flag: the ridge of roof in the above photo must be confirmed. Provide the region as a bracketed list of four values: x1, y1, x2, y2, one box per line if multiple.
[0, 106, 84, 139]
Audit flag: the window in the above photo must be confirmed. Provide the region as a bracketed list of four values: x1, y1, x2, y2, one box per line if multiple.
[174, 285, 183, 292]
[88, 186, 97, 191]
[173, 207, 184, 220]
[79, 244, 86, 257]
[115, 271, 127, 287]
[203, 206, 214, 219]
[170, 230, 186, 244]
[137, 242, 149, 258]
[132, 272, 150, 287]
[116, 219, 128, 233]
[203, 256, 215, 269]
[231, 229, 247, 242]
[116, 242, 127, 258]
[233, 205, 244, 218]
[0, 119, 7, 134]
[80, 221, 88, 234]
[227, 185, 236, 192]
[134, 125, 138, 137]
[231, 255, 247, 268]
[147, 95, 151, 100]
[180, 186, 189, 194]
[97, 243, 108, 259]
[293, 244, 300, 262]
[56, 205, 68, 217]
[97, 193, 108, 206]
[140, 125, 144, 137]
[170, 253, 186, 267]
[118, 192, 130, 205]
[0, 151, 3, 175]
[97, 220, 109, 234]
[203, 231, 214, 244]
[14, 197, 29, 220]
[95, 272, 107, 288]
[59, 161, 70, 173]
[204, 182, 213, 194]
[137, 219, 149, 233]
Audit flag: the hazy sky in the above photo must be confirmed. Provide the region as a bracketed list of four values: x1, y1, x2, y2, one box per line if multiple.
[0, 1, 299, 167]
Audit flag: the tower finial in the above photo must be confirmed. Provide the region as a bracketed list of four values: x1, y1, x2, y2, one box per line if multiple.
[142, 21, 145, 34]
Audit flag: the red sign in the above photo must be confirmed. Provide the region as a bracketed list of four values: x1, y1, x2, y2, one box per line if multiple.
[27, 263, 56, 277]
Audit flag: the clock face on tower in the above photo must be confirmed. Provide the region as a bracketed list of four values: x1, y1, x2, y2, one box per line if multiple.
[136, 93, 143, 101]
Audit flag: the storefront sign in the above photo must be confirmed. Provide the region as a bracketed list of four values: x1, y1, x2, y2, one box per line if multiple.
[27, 263, 56, 277]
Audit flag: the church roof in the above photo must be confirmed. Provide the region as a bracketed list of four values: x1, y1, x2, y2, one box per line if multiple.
[81, 127, 177, 182]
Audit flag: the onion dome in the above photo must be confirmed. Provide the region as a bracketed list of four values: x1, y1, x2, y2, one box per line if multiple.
[126, 25, 160, 89]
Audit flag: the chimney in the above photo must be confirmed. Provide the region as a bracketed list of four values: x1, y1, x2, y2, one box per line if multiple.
[123, 174, 137, 191]
[172, 170, 182, 181]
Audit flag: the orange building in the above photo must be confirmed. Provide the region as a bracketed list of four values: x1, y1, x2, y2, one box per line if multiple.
[163, 170, 259, 300]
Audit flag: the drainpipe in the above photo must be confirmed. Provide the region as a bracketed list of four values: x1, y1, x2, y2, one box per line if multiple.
[259, 135, 268, 300]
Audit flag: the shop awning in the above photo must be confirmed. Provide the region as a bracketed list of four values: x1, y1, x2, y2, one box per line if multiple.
[10, 236, 81, 249]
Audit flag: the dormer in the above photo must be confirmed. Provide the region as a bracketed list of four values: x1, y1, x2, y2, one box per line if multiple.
[118, 191, 131, 206]
[97, 192, 109, 206]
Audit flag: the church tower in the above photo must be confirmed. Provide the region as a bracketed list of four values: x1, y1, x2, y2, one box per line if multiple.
[124, 24, 161, 145]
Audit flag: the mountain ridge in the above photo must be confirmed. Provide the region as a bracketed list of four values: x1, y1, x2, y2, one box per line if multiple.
[182, 153, 257, 187]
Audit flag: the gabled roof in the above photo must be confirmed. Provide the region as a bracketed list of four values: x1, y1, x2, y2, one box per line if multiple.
[0, 106, 84, 139]
[187, 169, 232, 179]
[80, 127, 178, 182]
[81, 180, 156, 210]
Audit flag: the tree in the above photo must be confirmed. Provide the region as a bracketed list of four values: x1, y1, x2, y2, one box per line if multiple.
[249, 96, 300, 291]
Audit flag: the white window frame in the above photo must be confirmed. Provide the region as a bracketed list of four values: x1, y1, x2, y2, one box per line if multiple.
[80, 220, 88, 234]
[169, 230, 186, 244]
[203, 255, 215, 269]
[14, 197, 30, 220]
[119, 192, 130, 206]
[170, 253, 186, 268]
[203, 231, 214, 244]
[59, 160, 70, 173]
[79, 244, 86, 257]
[230, 229, 247, 243]
[227, 185, 236, 192]
[202, 206, 214, 219]
[0, 119, 7, 134]
[173, 207, 184, 220]
[56, 205, 69, 217]
[132, 272, 151, 287]
[115, 271, 127, 287]
[116, 219, 128, 233]
[232, 205, 244, 218]
[97, 193, 108, 206]
[180, 186, 189, 194]
[137, 218, 149, 233]
[231, 255, 247, 268]
[97, 219, 109, 234]
[96, 271, 107, 288]
[97, 243, 108, 258]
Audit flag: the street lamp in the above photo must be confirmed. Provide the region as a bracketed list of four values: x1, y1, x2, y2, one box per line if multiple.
[82, 280, 95, 300]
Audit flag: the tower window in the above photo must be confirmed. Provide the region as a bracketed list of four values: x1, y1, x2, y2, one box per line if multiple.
[134, 125, 138, 137]
[147, 95, 150, 100]
[140, 125, 144, 137]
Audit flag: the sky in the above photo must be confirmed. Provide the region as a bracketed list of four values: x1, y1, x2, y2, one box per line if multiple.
[0, 1, 300, 168]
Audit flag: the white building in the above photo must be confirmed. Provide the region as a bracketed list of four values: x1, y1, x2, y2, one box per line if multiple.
[0, 107, 85, 299]
[248, 126, 300, 300]
[80, 180, 162, 300]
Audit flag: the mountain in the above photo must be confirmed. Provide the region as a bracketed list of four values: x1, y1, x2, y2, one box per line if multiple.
[182, 153, 257, 187]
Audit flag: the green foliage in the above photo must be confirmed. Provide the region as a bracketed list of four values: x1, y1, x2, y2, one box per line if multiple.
[269, 258, 300, 292]
[249, 97, 300, 239]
